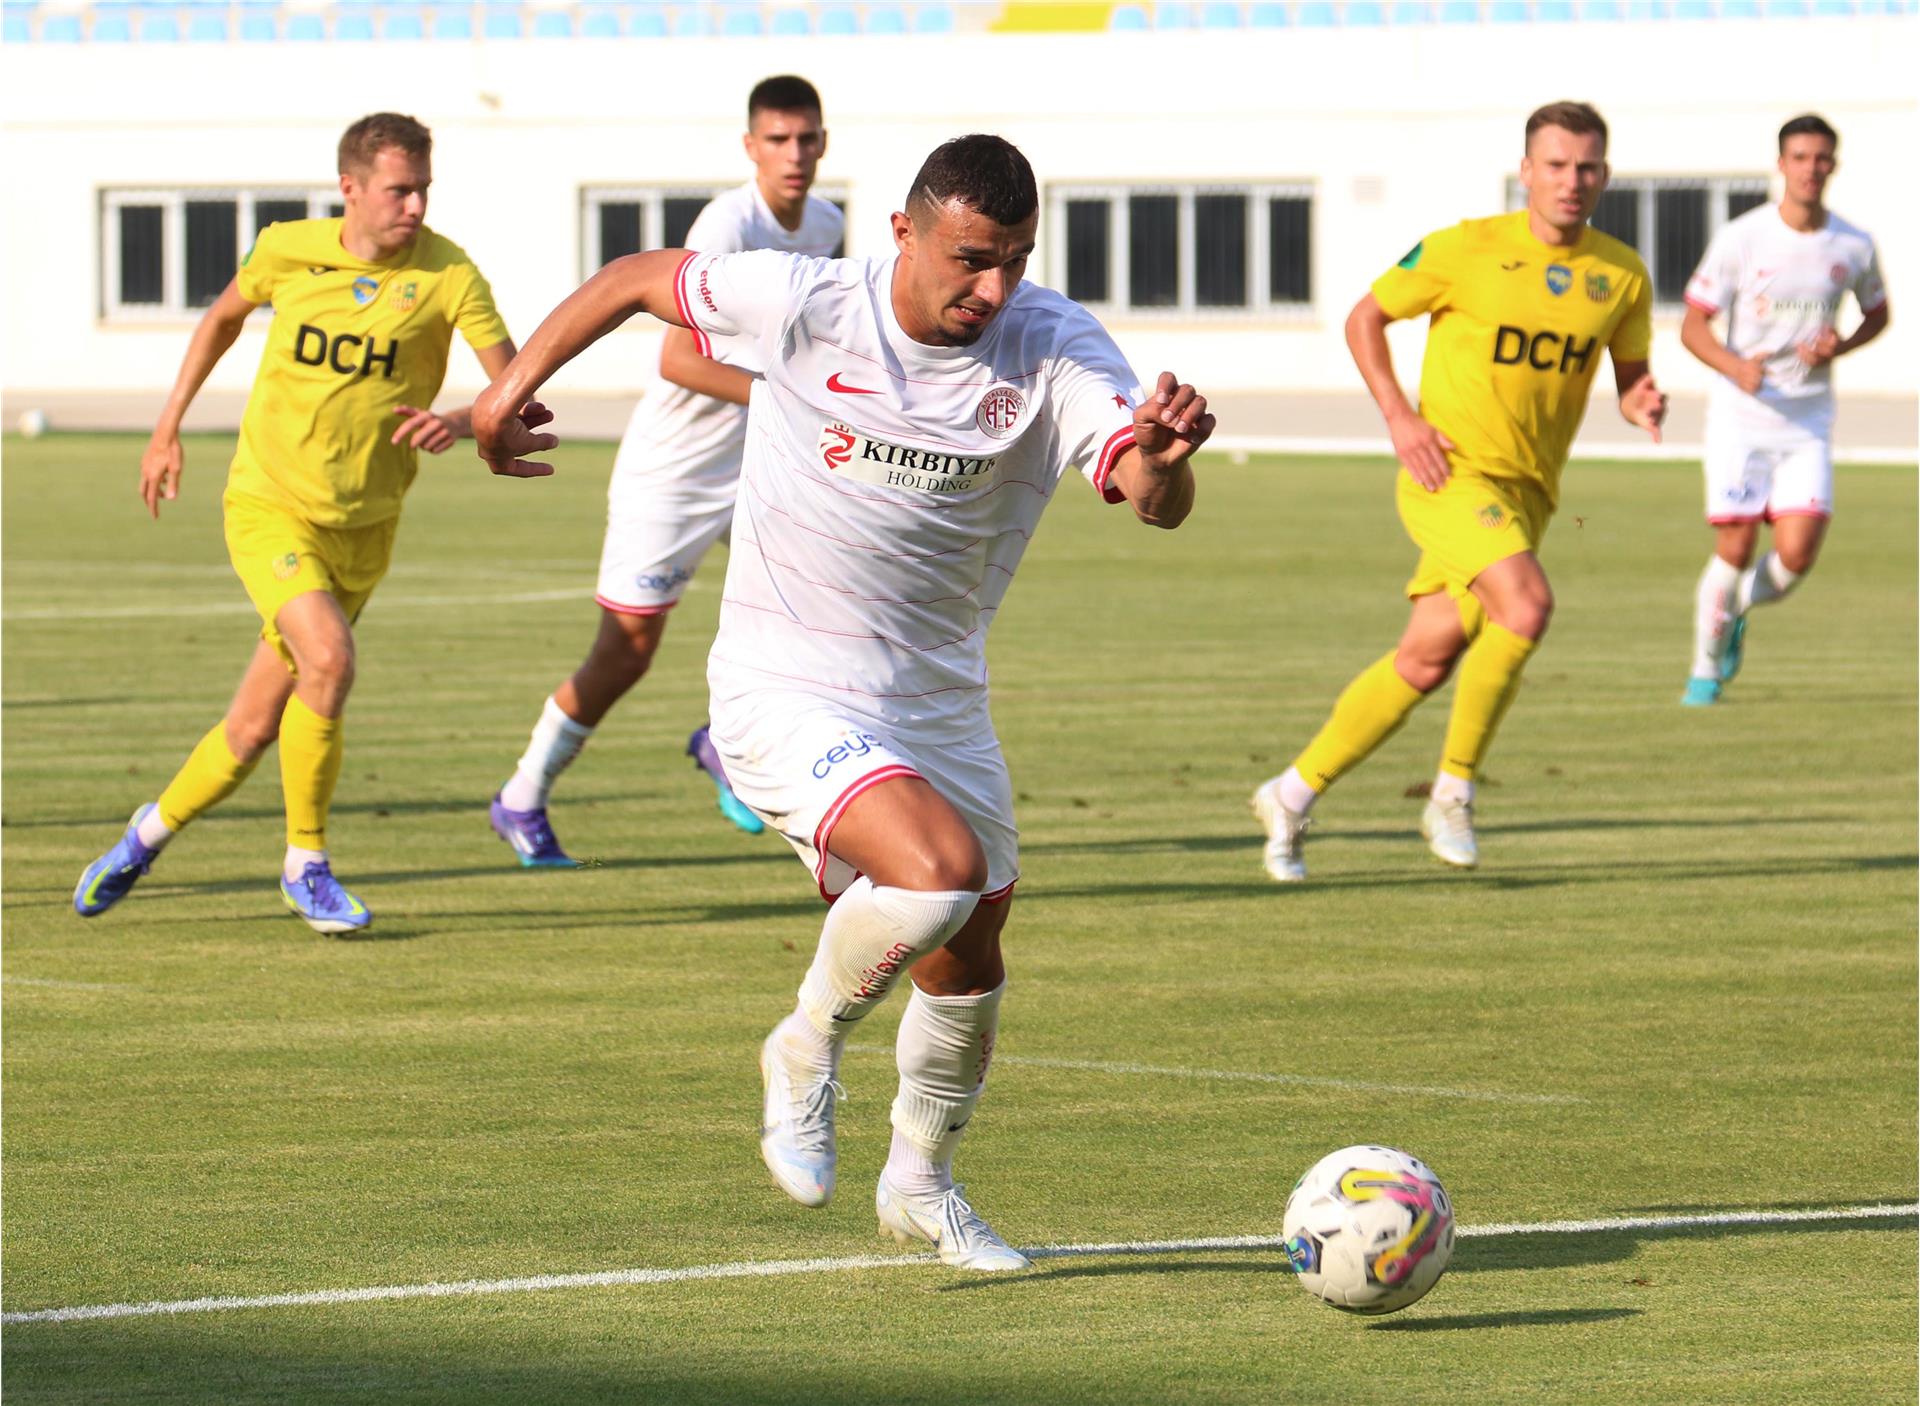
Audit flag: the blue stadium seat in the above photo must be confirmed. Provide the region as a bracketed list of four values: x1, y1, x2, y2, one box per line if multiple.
[238, 10, 276, 36]
[580, 5, 619, 33]
[3, 12, 27, 38]
[336, 12, 374, 37]
[1439, 0, 1478, 19]
[534, 10, 572, 34]
[867, 5, 907, 31]
[483, 8, 520, 36]
[1721, 0, 1759, 14]
[283, 13, 323, 38]
[92, 11, 130, 36]
[139, 13, 180, 39]
[721, 7, 762, 33]
[1488, 0, 1526, 18]
[1536, 0, 1575, 15]
[1154, 3, 1194, 26]
[1248, 2, 1288, 24]
[1763, 0, 1808, 10]
[914, 3, 954, 30]
[1344, 0, 1383, 19]
[628, 5, 667, 34]
[430, 4, 471, 34]
[1626, 0, 1667, 15]
[1673, 0, 1711, 15]
[187, 11, 228, 36]
[672, 6, 711, 33]
[1201, 1, 1242, 21]
[384, 8, 425, 35]
[1579, 0, 1623, 17]
[1296, 0, 1335, 21]
[43, 12, 81, 37]
[1812, 0, 1855, 12]
[770, 7, 811, 32]
[1390, 2, 1434, 20]
[818, 4, 857, 31]
[1110, 2, 1149, 25]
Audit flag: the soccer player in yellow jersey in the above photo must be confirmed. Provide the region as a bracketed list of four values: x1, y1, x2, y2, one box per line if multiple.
[74, 112, 543, 933]
[1252, 101, 1667, 880]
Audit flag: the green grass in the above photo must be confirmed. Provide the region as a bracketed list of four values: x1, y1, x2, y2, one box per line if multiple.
[4, 432, 1914, 1404]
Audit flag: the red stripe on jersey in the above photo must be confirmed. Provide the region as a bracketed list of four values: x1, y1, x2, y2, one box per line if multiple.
[673, 251, 713, 359]
[1682, 295, 1720, 315]
[1093, 425, 1136, 504]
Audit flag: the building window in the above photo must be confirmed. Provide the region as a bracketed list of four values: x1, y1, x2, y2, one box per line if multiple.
[580, 186, 851, 278]
[100, 188, 341, 320]
[1508, 176, 1769, 307]
[1046, 184, 1313, 318]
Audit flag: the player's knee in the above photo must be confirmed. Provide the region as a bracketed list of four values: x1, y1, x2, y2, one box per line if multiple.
[1491, 589, 1553, 641]
[226, 715, 279, 762]
[901, 831, 989, 894]
[1393, 647, 1454, 694]
[299, 639, 356, 694]
[1776, 541, 1819, 575]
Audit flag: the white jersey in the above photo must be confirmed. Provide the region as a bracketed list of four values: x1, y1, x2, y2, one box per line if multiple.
[1684, 204, 1887, 425]
[675, 250, 1143, 741]
[614, 183, 843, 484]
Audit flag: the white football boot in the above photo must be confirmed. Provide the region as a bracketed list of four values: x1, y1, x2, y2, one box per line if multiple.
[1420, 796, 1479, 869]
[875, 1173, 1031, 1272]
[1250, 778, 1311, 883]
[758, 1031, 844, 1208]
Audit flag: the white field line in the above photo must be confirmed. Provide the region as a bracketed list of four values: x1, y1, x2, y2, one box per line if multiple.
[3, 588, 595, 623]
[5, 1203, 1910, 1327]
[844, 1046, 1581, 1106]
[1, 976, 140, 992]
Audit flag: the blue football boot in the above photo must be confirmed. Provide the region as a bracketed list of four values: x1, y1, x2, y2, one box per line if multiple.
[1680, 676, 1723, 707]
[280, 860, 372, 934]
[489, 793, 579, 868]
[1718, 615, 1747, 685]
[74, 804, 162, 918]
[687, 724, 765, 836]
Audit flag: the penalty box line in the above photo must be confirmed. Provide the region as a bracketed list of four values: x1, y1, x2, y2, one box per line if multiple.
[5, 1203, 1912, 1327]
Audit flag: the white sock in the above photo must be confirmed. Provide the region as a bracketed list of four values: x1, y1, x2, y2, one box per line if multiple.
[135, 806, 176, 852]
[1276, 766, 1320, 816]
[1693, 555, 1742, 678]
[1431, 771, 1474, 807]
[887, 981, 1005, 1197]
[284, 844, 327, 881]
[1735, 553, 1802, 614]
[795, 878, 980, 1038]
[500, 696, 594, 812]
[770, 1007, 839, 1083]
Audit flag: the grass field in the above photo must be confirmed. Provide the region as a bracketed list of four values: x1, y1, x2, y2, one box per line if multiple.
[4, 432, 1914, 1403]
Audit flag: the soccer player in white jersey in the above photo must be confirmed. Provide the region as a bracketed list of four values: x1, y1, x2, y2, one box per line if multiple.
[473, 135, 1213, 1270]
[1678, 113, 1889, 706]
[489, 76, 843, 865]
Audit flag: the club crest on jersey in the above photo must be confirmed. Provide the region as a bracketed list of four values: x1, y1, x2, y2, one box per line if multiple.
[391, 280, 418, 312]
[351, 275, 379, 306]
[816, 423, 1001, 496]
[1545, 264, 1572, 297]
[1585, 272, 1612, 303]
[1830, 263, 1848, 287]
[975, 386, 1027, 440]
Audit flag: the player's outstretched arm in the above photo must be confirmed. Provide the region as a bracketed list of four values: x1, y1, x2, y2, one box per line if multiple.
[140, 279, 259, 519]
[1345, 293, 1454, 492]
[1108, 371, 1214, 529]
[392, 339, 552, 457]
[1612, 359, 1667, 443]
[1679, 305, 1765, 394]
[472, 250, 695, 476]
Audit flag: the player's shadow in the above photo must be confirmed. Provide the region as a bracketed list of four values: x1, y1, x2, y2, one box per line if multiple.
[934, 1255, 1298, 1293]
[1367, 1306, 1640, 1332]
[1453, 1205, 1916, 1276]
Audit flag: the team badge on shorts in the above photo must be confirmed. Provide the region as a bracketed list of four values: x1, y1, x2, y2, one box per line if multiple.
[1476, 503, 1506, 529]
[975, 386, 1027, 440]
[271, 551, 301, 580]
[1585, 272, 1612, 302]
[1545, 264, 1572, 296]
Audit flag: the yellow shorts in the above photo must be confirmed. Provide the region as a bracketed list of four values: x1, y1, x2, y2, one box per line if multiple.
[1395, 470, 1554, 635]
[224, 492, 397, 670]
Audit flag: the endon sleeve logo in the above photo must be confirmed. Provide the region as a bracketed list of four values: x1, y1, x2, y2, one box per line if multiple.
[817, 422, 1001, 495]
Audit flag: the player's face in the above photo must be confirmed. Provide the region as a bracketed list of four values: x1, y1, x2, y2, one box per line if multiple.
[891, 200, 1038, 347]
[341, 147, 430, 255]
[1778, 134, 1837, 206]
[1519, 126, 1608, 235]
[744, 107, 827, 209]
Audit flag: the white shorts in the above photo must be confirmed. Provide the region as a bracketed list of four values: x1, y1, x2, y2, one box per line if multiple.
[709, 693, 1019, 904]
[1703, 400, 1833, 526]
[594, 451, 740, 615]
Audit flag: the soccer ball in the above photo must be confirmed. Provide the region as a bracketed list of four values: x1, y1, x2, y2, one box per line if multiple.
[1281, 1144, 1455, 1315]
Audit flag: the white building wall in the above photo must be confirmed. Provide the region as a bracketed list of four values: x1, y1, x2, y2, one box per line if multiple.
[3, 13, 1913, 408]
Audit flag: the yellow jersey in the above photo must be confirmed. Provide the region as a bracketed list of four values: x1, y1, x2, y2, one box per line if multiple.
[229, 218, 510, 528]
[1371, 209, 1652, 508]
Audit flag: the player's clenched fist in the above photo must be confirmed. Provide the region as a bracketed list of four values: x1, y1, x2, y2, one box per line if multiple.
[1132, 371, 1216, 466]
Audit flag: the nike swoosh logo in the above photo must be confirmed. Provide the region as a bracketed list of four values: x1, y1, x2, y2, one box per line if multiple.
[826, 372, 881, 396]
[1501, 260, 1526, 271]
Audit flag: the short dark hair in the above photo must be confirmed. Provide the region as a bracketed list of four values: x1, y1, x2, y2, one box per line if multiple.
[748, 75, 823, 123]
[1525, 100, 1608, 154]
[906, 134, 1038, 229]
[338, 112, 431, 176]
[1778, 113, 1839, 153]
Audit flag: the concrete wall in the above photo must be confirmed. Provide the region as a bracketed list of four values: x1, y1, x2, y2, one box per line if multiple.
[3, 12, 1914, 413]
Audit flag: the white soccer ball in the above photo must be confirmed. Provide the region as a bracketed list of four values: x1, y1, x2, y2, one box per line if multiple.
[17, 408, 48, 439]
[1282, 1144, 1455, 1315]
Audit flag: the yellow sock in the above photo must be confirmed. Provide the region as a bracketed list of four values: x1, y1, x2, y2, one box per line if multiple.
[1292, 652, 1429, 794]
[1440, 623, 1539, 782]
[279, 694, 344, 850]
[156, 722, 261, 831]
